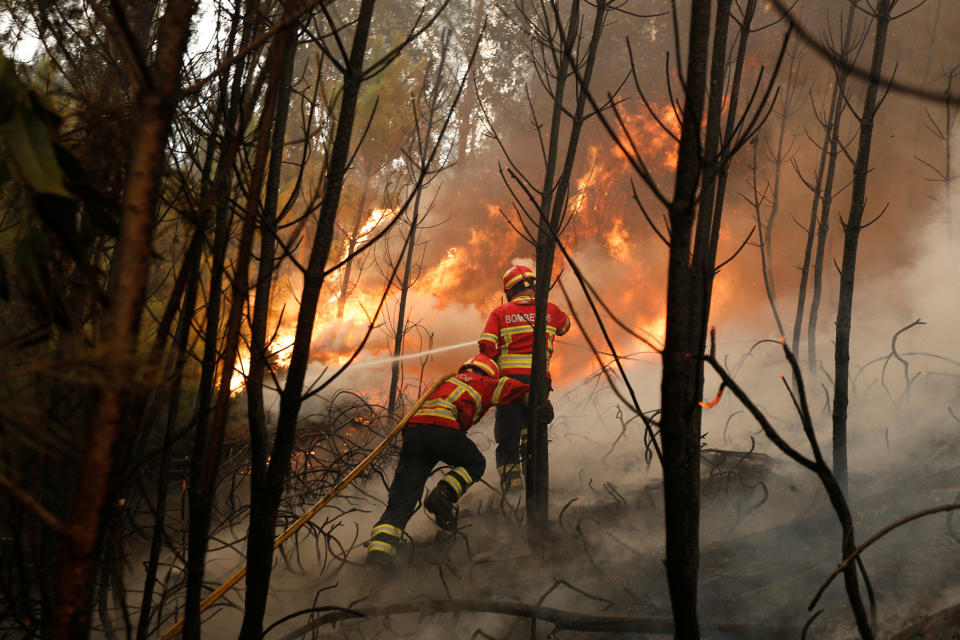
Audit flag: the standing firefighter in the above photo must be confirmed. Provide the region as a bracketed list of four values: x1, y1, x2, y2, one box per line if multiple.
[479, 264, 570, 495]
[366, 354, 529, 569]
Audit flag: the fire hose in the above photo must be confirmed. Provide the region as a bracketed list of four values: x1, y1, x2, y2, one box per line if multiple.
[159, 373, 453, 640]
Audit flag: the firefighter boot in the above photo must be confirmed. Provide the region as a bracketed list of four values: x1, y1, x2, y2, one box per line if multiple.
[365, 523, 402, 576]
[424, 482, 458, 531]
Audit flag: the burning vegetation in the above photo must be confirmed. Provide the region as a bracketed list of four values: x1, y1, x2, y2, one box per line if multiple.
[0, 0, 959, 639]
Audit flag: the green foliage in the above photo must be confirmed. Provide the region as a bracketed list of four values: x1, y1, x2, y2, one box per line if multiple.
[0, 53, 121, 334]
[0, 53, 71, 197]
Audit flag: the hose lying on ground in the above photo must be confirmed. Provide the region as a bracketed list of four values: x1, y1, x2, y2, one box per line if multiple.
[160, 373, 453, 640]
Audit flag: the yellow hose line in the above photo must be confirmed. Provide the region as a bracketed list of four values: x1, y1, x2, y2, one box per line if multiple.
[159, 373, 453, 640]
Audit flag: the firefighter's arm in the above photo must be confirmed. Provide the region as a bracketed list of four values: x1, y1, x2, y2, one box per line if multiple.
[455, 394, 475, 430]
[493, 379, 552, 422]
[555, 306, 572, 336]
[478, 311, 501, 357]
[492, 376, 529, 405]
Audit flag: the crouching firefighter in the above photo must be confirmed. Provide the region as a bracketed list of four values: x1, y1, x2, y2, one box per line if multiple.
[365, 354, 529, 569]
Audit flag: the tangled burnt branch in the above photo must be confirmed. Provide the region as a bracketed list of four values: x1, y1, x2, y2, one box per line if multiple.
[127, 395, 390, 636]
[701, 437, 772, 521]
[879, 319, 925, 409]
[697, 330, 875, 640]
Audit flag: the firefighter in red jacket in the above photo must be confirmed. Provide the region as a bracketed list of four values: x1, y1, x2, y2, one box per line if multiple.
[366, 354, 529, 569]
[479, 264, 570, 494]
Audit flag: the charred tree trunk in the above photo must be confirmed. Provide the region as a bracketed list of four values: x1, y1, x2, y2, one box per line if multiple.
[134, 9, 246, 631]
[800, 1, 859, 368]
[190, 14, 298, 638]
[832, 0, 892, 495]
[246, 22, 298, 522]
[49, 2, 198, 638]
[755, 36, 798, 338]
[807, 105, 844, 370]
[237, 2, 376, 637]
[918, 66, 959, 247]
[336, 172, 372, 318]
[527, 0, 606, 537]
[239, 27, 299, 640]
[388, 48, 452, 419]
[792, 79, 838, 359]
[525, 0, 581, 536]
[183, 182, 232, 637]
[663, 0, 749, 633]
[183, 14, 258, 639]
[135, 231, 203, 640]
[947, 72, 956, 243]
[387, 196, 421, 419]
[659, 1, 712, 636]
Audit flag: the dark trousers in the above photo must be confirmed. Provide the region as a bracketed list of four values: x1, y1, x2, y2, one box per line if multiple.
[493, 373, 533, 481]
[376, 423, 486, 530]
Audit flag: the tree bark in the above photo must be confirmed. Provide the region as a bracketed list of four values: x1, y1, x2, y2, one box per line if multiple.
[832, 0, 891, 497]
[237, 2, 377, 637]
[387, 195, 421, 419]
[659, 1, 712, 637]
[239, 22, 300, 638]
[336, 172, 372, 318]
[804, 1, 859, 369]
[183, 11, 258, 638]
[49, 1, 198, 638]
[527, 0, 607, 537]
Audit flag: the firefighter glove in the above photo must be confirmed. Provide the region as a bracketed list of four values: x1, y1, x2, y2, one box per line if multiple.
[537, 399, 555, 424]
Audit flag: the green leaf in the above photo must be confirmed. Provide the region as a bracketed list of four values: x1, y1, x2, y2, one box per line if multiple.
[1, 106, 72, 197]
[0, 55, 20, 119]
[0, 53, 72, 197]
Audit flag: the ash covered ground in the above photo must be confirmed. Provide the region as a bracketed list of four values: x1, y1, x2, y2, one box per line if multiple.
[221, 395, 960, 640]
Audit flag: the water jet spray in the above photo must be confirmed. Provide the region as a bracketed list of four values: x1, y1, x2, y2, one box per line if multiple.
[344, 339, 477, 370]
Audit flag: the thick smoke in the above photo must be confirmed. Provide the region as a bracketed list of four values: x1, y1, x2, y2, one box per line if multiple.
[183, 2, 960, 637]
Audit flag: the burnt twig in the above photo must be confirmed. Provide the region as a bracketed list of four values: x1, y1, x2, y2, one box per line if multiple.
[536, 579, 613, 612]
[557, 497, 578, 535]
[268, 598, 798, 639]
[801, 609, 824, 640]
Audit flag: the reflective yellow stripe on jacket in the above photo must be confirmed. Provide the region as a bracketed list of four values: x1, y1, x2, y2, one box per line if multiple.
[415, 378, 482, 423]
[491, 377, 514, 404]
[497, 326, 561, 369]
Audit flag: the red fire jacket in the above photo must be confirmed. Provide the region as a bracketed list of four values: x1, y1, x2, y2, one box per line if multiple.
[409, 371, 529, 431]
[478, 295, 571, 377]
